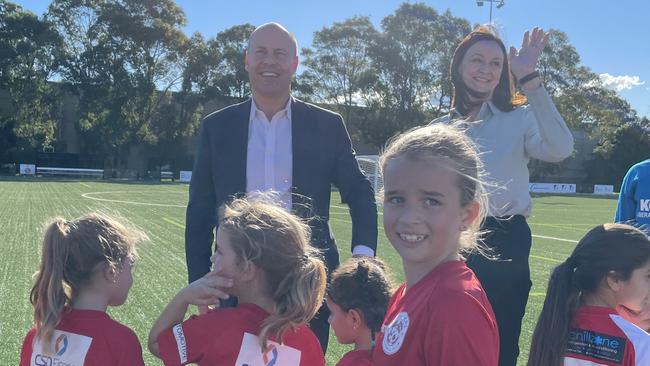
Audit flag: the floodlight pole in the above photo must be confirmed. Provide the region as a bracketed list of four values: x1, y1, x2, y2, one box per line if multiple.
[476, 0, 505, 23]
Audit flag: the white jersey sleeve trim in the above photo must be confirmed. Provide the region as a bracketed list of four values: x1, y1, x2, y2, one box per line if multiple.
[172, 324, 188, 363]
[610, 314, 650, 365]
[564, 357, 607, 365]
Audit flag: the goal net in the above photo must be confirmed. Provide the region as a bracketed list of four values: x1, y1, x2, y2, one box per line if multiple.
[356, 155, 382, 198]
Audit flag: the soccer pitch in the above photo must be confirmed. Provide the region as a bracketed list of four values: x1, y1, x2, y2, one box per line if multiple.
[0, 179, 618, 365]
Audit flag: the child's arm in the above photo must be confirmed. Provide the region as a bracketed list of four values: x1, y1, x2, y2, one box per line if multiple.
[148, 271, 232, 358]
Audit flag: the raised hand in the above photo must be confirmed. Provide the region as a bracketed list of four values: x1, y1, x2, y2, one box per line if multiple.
[509, 27, 549, 81]
[180, 270, 233, 307]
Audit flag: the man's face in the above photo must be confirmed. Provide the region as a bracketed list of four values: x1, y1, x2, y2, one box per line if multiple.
[245, 26, 298, 100]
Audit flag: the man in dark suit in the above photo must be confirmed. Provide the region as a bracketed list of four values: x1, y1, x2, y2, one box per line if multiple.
[184, 22, 378, 352]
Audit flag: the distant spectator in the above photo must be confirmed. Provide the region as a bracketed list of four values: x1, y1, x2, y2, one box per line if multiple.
[615, 159, 650, 234]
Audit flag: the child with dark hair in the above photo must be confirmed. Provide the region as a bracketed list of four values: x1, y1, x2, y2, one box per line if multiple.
[528, 223, 650, 366]
[326, 257, 392, 366]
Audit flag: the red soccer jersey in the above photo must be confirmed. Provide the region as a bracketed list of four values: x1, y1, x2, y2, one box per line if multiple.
[157, 303, 325, 366]
[20, 308, 144, 366]
[335, 349, 372, 366]
[372, 260, 499, 366]
[565, 306, 650, 365]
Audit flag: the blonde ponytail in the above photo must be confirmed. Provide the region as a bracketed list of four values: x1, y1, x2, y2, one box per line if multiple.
[29, 213, 145, 351]
[30, 219, 72, 351]
[259, 252, 326, 349]
[220, 197, 328, 349]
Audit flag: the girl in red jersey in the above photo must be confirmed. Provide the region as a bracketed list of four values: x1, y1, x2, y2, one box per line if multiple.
[326, 257, 393, 366]
[528, 223, 650, 366]
[149, 197, 327, 366]
[20, 213, 146, 366]
[373, 124, 499, 366]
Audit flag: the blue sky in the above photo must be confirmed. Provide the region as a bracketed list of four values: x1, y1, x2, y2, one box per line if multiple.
[14, 0, 650, 118]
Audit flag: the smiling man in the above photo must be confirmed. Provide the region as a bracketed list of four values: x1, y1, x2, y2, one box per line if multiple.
[184, 23, 378, 353]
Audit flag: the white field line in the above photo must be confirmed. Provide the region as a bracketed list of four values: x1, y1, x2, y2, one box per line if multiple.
[532, 234, 578, 243]
[331, 204, 384, 215]
[85, 194, 578, 245]
[163, 217, 185, 229]
[530, 254, 563, 263]
[333, 205, 579, 244]
[81, 191, 186, 208]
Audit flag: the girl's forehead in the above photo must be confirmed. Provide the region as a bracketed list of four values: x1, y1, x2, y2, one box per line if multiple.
[384, 155, 456, 174]
[383, 156, 460, 190]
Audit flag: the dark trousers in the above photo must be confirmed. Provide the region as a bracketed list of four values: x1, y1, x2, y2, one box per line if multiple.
[466, 215, 532, 366]
[309, 303, 331, 354]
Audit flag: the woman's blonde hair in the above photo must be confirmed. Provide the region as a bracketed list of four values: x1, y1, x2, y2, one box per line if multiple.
[379, 123, 488, 254]
[219, 197, 327, 349]
[30, 212, 146, 351]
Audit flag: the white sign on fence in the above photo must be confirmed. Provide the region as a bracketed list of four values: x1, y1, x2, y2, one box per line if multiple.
[20, 164, 36, 175]
[179, 170, 192, 183]
[529, 182, 576, 194]
[594, 184, 614, 195]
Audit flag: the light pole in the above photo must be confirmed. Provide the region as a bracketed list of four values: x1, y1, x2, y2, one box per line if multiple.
[476, 0, 505, 23]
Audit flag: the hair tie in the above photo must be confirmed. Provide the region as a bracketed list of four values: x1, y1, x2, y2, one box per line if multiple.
[356, 262, 369, 277]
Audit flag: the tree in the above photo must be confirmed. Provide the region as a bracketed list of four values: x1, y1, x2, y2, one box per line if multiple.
[585, 122, 650, 186]
[530, 29, 642, 183]
[300, 16, 378, 125]
[538, 29, 637, 132]
[357, 3, 470, 147]
[0, 1, 61, 158]
[46, 0, 190, 165]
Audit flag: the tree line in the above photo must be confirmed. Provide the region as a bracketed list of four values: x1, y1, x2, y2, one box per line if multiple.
[1, 0, 648, 183]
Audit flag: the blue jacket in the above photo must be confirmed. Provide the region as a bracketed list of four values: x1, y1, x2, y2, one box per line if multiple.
[615, 159, 650, 234]
[184, 98, 378, 282]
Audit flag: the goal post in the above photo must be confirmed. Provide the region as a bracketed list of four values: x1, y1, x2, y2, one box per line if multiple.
[355, 155, 382, 197]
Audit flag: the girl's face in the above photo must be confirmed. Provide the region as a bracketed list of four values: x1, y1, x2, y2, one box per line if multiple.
[617, 260, 650, 313]
[326, 296, 357, 345]
[458, 40, 504, 100]
[382, 157, 477, 272]
[108, 258, 134, 306]
[211, 227, 244, 284]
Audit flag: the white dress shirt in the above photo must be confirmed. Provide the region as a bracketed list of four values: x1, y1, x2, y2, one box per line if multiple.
[246, 98, 374, 256]
[246, 98, 293, 208]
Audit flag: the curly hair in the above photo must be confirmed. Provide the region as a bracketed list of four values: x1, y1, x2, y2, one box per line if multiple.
[328, 257, 393, 334]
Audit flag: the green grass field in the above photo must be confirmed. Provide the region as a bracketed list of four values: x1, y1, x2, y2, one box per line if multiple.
[0, 179, 618, 365]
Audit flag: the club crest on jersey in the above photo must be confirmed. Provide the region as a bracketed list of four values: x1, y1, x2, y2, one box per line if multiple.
[382, 311, 409, 355]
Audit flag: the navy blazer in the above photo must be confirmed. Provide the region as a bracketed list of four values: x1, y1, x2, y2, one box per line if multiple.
[185, 98, 378, 282]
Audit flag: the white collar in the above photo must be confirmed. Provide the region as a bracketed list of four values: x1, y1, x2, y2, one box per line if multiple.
[250, 96, 292, 122]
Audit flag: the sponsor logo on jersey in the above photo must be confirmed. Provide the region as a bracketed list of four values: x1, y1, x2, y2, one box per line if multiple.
[567, 328, 626, 363]
[382, 311, 409, 355]
[55, 334, 68, 356]
[236, 332, 301, 366]
[173, 324, 188, 363]
[639, 199, 650, 218]
[31, 330, 92, 366]
[262, 345, 279, 366]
